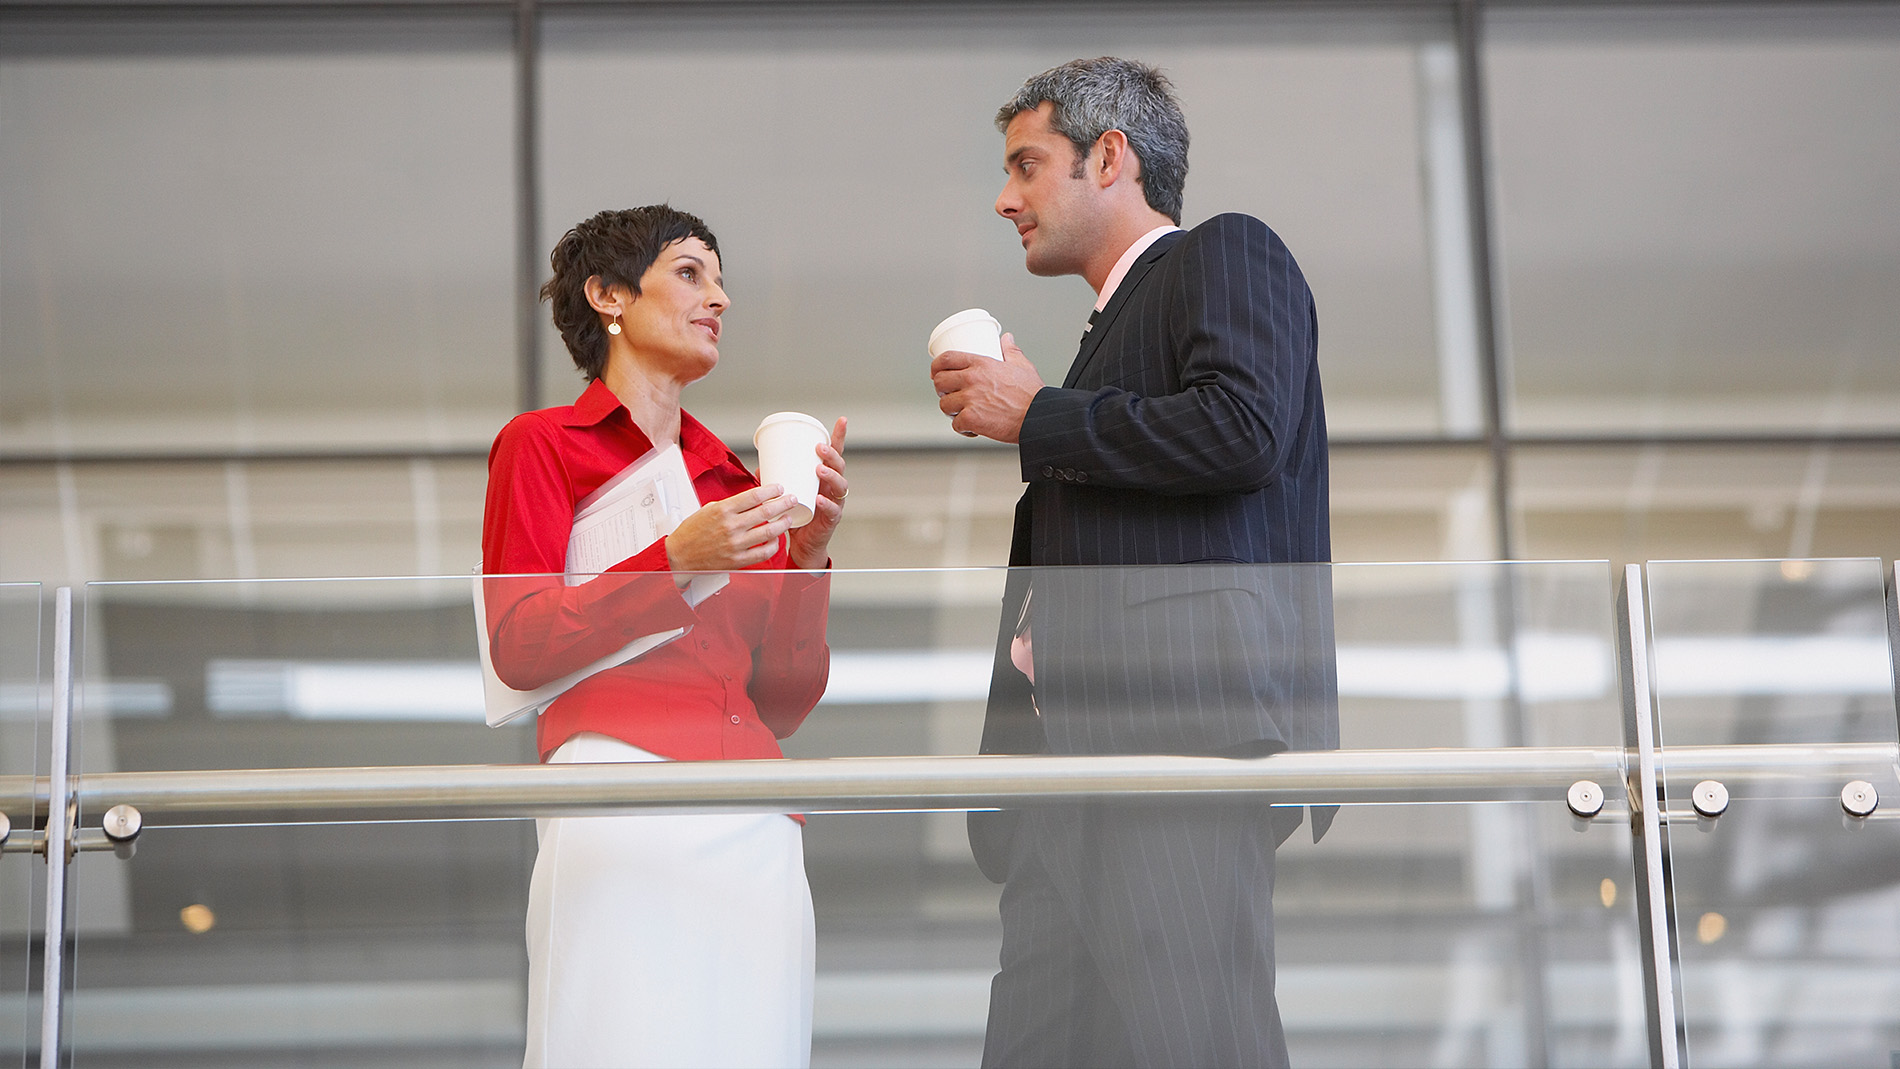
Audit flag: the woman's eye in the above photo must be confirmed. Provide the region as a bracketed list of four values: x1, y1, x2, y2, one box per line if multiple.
[680, 267, 697, 281]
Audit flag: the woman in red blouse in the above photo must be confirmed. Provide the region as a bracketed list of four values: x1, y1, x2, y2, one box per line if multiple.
[483, 206, 846, 1069]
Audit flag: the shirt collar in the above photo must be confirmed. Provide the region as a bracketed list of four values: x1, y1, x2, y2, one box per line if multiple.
[563, 378, 746, 474]
[677, 409, 743, 473]
[565, 377, 625, 428]
[1093, 224, 1183, 312]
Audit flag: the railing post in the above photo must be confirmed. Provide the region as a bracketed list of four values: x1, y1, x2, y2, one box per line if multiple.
[1616, 565, 1686, 1068]
[40, 586, 74, 1069]
[1885, 560, 1899, 740]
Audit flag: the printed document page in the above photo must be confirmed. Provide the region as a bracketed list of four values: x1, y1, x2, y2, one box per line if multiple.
[479, 444, 728, 726]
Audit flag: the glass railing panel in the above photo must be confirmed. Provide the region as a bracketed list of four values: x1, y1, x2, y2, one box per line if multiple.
[0, 583, 41, 1063]
[70, 576, 534, 1066]
[1647, 558, 1900, 1067]
[63, 564, 1641, 1066]
[788, 560, 1638, 1066]
[1290, 561, 1640, 1067]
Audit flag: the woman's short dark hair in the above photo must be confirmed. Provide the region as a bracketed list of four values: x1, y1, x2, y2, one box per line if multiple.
[541, 205, 722, 381]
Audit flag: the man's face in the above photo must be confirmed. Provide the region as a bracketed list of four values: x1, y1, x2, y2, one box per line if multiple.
[995, 102, 1105, 278]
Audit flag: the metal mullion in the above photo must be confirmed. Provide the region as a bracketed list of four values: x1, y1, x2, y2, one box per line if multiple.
[1887, 559, 1900, 739]
[1617, 564, 1687, 1069]
[1454, 0, 1515, 560]
[514, 0, 542, 415]
[37, 588, 73, 1069]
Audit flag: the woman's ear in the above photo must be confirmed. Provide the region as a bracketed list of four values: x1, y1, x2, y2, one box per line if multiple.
[583, 275, 631, 318]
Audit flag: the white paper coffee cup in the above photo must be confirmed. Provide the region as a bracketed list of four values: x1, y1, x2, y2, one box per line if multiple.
[753, 411, 830, 528]
[928, 308, 1004, 361]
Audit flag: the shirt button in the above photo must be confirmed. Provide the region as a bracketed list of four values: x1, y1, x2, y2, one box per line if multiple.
[699, 640, 711, 650]
[729, 714, 742, 725]
[1041, 465, 1054, 478]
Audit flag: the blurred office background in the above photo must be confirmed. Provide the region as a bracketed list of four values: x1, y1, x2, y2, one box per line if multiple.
[3, 2, 1900, 1067]
[3, 1, 1898, 581]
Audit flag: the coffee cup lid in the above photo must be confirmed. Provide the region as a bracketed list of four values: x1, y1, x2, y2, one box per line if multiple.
[928, 308, 1000, 348]
[753, 411, 829, 447]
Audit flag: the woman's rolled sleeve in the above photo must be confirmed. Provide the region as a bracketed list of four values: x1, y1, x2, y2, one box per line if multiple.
[750, 570, 832, 738]
[482, 413, 698, 690]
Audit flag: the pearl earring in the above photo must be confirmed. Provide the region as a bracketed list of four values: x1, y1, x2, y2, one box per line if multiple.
[607, 316, 621, 336]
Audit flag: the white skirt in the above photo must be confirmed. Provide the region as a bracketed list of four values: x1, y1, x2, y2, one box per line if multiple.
[524, 732, 815, 1069]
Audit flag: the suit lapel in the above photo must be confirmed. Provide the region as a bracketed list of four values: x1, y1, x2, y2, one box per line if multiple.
[1062, 230, 1183, 389]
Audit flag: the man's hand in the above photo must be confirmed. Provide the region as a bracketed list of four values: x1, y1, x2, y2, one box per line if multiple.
[929, 332, 1045, 443]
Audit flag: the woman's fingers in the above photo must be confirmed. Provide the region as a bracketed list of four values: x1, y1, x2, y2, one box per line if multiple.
[814, 460, 847, 504]
[814, 419, 848, 505]
[667, 487, 797, 572]
[737, 483, 785, 513]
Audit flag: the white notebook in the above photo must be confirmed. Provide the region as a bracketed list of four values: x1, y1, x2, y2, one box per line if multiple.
[477, 444, 728, 727]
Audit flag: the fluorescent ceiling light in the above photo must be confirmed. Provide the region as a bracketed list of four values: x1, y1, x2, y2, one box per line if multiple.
[209, 661, 484, 721]
[1653, 636, 1893, 696]
[821, 651, 995, 704]
[0, 682, 174, 720]
[1337, 634, 1611, 702]
[199, 631, 1893, 724]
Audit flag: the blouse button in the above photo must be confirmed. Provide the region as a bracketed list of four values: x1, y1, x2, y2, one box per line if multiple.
[729, 714, 742, 725]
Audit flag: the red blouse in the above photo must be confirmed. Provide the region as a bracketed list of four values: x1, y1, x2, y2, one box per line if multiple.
[481, 379, 830, 763]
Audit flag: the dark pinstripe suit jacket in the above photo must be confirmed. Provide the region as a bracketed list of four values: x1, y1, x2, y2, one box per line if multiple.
[970, 213, 1337, 880]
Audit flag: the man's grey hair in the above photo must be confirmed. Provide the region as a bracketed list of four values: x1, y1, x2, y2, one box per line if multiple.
[996, 57, 1189, 225]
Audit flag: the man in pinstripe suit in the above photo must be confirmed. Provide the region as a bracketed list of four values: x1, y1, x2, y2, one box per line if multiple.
[930, 58, 1336, 1067]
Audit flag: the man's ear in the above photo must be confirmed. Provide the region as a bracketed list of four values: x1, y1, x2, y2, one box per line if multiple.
[1094, 129, 1134, 190]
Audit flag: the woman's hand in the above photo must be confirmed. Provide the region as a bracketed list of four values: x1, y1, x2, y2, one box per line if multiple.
[787, 417, 848, 570]
[665, 485, 800, 573]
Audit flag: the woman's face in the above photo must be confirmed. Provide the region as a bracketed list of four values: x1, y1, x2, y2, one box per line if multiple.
[619, 237, 727, 383]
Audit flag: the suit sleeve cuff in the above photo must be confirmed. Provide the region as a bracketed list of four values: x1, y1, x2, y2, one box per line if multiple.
[1019, 386, 1099, 483]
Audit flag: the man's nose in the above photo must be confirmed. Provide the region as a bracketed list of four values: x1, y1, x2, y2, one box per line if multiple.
[995, 182, 1019, 219]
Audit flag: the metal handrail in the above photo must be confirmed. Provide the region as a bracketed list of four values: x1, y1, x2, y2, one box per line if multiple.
[0, 742, 1891, 826]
